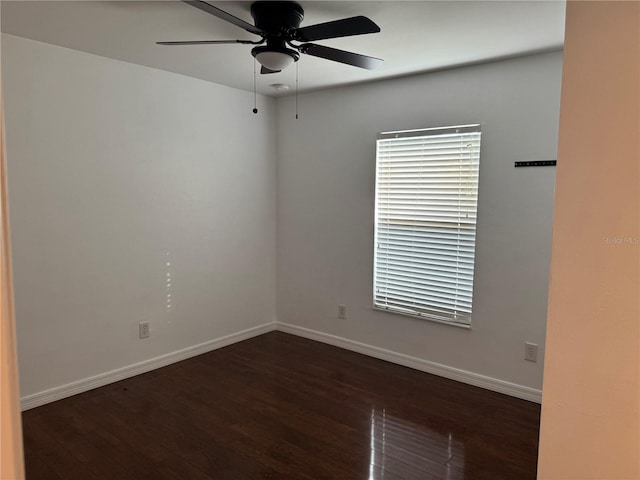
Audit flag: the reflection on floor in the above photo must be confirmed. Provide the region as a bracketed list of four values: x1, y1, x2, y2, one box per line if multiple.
[369, 408, 465, 480]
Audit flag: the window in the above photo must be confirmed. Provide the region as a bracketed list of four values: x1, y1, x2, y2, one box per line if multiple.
[373, 124, 481, 327]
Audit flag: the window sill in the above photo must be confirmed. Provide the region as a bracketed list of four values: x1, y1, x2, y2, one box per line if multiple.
[373, 306, 472, 330]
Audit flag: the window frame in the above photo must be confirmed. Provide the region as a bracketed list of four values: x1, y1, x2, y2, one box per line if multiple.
[373, 124, 482, 329]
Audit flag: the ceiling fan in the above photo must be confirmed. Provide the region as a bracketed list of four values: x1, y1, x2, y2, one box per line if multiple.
[157, 0, 383, 74]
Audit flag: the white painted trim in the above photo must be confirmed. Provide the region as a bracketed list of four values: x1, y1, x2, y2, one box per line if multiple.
[20, 322, 277, 411]
[276, 322, 542, 404]
[21, 320, 542, 410]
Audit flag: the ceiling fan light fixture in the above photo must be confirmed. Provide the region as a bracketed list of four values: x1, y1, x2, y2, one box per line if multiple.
[252, 46, 299, 71]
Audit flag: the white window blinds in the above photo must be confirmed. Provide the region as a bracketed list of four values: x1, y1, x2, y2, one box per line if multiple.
[374, 125, 481, 327]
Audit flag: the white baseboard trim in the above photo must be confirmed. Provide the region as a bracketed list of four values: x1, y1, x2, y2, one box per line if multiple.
[276, 322, 542, 404]
[21, 321, 277, 411]
[21, 320, 542, 410]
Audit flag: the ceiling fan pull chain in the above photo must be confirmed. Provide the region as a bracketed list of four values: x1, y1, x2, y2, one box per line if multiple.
[253, 58, 258, 114]
[295, 61, 299, 120]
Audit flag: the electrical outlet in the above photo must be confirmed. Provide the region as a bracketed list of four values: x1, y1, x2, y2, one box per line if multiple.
[338, 305, 346, 319]
[525, 342, 538, 362]
[139, 322, 150, 339]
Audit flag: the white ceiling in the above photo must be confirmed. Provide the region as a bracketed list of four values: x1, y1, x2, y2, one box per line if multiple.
[1, 1, 566, 97]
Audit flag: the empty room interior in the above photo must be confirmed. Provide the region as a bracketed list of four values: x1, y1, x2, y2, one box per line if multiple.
[1, 1, 638, 479]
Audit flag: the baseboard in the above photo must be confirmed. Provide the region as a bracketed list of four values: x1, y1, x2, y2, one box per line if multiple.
[276, 322, 542, 404]
[21, 320, 542, 410]
[20, 321, 277, 411]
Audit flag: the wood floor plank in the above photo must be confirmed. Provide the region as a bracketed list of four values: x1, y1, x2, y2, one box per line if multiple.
[22, 332, 540, 479]
[23, 447, 64, 480]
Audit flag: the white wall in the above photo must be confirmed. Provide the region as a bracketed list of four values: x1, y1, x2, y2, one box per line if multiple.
[276, 51, 562, 397]
[3, 33, 561, 405]
[2, 34, 277, 402]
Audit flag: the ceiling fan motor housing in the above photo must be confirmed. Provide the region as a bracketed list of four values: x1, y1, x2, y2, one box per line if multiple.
[250, 1, 304, 34]
[250, 1, 304, 69]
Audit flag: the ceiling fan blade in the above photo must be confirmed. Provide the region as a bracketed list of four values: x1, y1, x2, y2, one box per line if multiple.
[299, 43, 383, 70]
[157, 40, 256, 45]
[294, 16, 380, 42]
[261, 66, 281, 75]
[182, 1, 264, 36]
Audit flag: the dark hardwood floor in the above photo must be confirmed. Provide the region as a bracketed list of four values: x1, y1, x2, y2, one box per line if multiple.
[22, 332, 541, 479]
